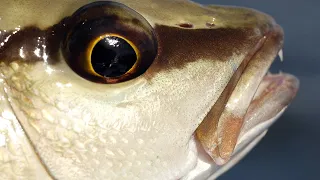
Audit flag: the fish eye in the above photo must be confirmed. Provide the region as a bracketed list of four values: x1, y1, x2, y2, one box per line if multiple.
[62, 1, 157, 84]
[89, 34, 138, 78]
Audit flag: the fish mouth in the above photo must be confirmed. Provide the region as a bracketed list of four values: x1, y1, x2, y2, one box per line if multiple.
[182, 25, 299, 179]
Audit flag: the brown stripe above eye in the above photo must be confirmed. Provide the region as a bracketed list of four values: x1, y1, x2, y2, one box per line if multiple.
[145, 25, 265, 78]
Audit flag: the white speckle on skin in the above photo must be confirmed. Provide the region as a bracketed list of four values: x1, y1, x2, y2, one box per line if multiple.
[105, 149, 115, 157]
[45, 130, 58, 141]
[137, 139, 144, 145]
[125, 161, 133, 167]
[121, 138, 129, 144]
[59, 119, 69, 128]
[135, 161, 141, 166]
[117, 149, 126, 157]
[41, 109, 55, 123]
[74, 140, 85, 151]
[106, 161, 113, 167]
[130, 149, 137, 156]
[72, 123, 83, 133]
[55, 102, 68, 111]
[98, 133, 107, 143]
[109, 136, 117, 144]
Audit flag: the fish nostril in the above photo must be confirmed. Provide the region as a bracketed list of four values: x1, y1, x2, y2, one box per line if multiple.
[177, 23, 194, 28]
[205, 22, 216, 28]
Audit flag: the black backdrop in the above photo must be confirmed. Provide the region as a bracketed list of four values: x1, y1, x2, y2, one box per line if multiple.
[192, 0, 319, 179]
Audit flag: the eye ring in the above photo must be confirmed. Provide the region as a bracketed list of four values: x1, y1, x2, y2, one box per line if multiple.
[62, 1, 158, 84]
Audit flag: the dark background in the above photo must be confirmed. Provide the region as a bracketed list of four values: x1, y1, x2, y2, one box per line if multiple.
[193, 0, 319, 179]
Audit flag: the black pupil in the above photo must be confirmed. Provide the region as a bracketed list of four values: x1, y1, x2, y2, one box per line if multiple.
[91, 36, 137, 77]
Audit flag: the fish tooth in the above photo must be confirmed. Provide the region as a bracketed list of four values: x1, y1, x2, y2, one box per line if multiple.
[278, 49, 284, 62]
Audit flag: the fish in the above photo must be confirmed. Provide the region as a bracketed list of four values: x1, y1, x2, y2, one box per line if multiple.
[0, 0, 299, 179]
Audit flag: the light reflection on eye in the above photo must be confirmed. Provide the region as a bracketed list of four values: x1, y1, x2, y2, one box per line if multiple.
[105, 36, 120, 47]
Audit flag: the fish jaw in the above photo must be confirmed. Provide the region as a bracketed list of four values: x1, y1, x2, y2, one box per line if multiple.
[196, 23, 284, 163]
[189, 23, 299, 178]
[184, 73, 299, 180]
